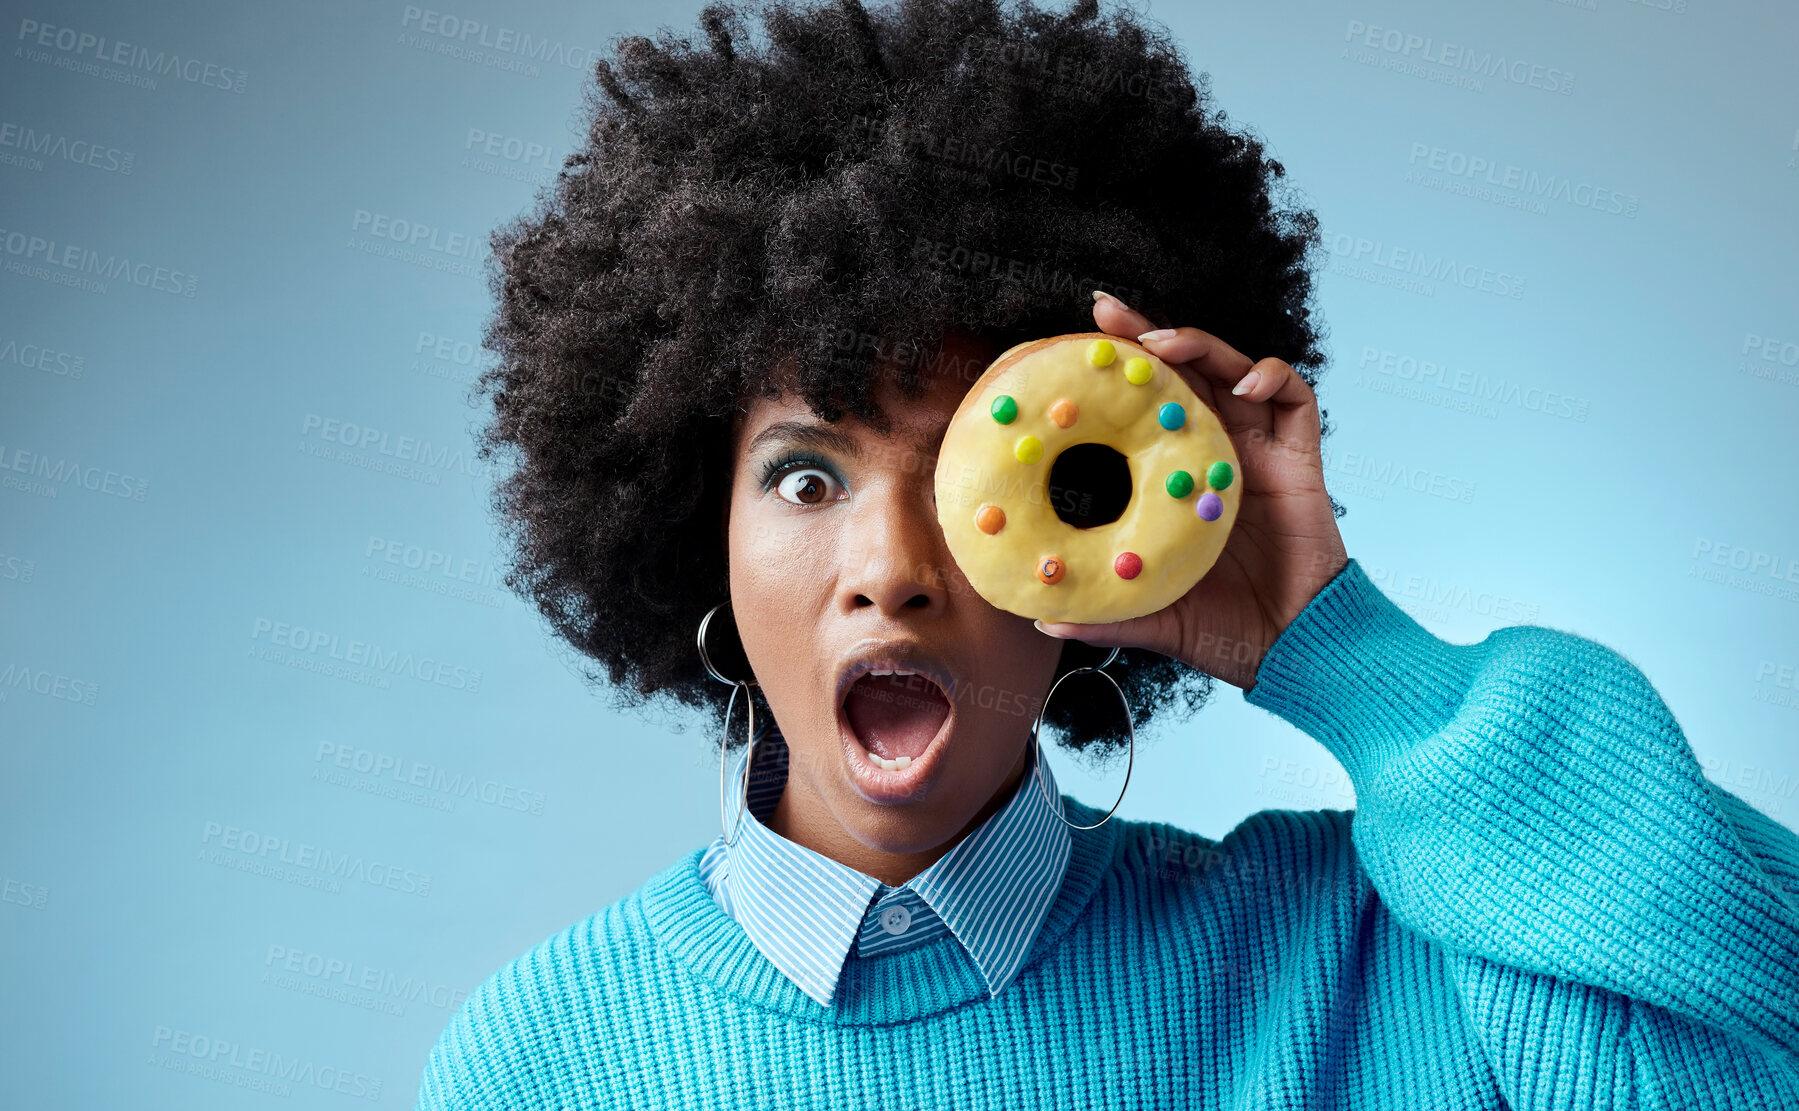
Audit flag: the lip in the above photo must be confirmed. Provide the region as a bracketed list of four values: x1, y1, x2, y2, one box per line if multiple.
[833, 638, 959, 806]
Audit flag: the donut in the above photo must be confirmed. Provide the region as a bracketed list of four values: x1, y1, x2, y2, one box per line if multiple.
[933, 332, 1241, 625]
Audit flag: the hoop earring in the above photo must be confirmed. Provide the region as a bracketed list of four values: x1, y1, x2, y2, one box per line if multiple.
[1029, 646, 1134, 831]
[698, 602, 760, 845]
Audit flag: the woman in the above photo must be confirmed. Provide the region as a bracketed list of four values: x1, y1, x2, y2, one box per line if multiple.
[417, 0, 1799, 1106]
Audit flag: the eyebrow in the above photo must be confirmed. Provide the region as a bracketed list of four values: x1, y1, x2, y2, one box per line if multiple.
[746, 418, 952, 461]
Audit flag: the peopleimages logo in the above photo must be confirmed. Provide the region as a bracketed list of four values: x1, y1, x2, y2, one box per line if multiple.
[298, 412, 489, 483]
[415, 331, 479, 366]
[409, 330, 484, 388]
[1361, 562, 1541, 624]
[0, 120, 135, 174]
[1687, 538, 1799, 605]
[0, 553, 37, 583]
[15, 18, 248, 92]
[1342, 20, 1575, 95]
[346, 210, 481, 278]
[0, 663, 99, 706]
[1320, 446, 1476, 504]
[264, 943, 469, 1016]
[464, 127, 554, 167]
[363, 534, 505, 607]
[461, 127, 557, 186]
[349, 210, 477, 259]
[149, 1026, 380, 1100]
[1744, 332, 1799, 369]
[398, 6, 597, 73]
[0, 225, 198, 297]
[1741, 330, 1799, 387]
[249, 616, 484, 693]
[1356, 346, 1589, 422]
[1323, 230, 1525, 300]
[315, 740, 547, 815]
[3, 876, 48, 910]
[1749, 662, 1799, 719]
[1404, 142, 1638, 217]
[1690, 540, 1799, 583]
[0, 337, 83, 379]
[199, 820, 433, 898]
[0, 441, 150, 501]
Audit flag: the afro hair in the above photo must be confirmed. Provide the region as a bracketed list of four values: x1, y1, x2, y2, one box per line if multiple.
[475, 0, 1337, 752]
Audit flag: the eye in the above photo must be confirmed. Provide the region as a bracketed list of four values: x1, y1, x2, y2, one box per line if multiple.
[775, 466, 843, 506]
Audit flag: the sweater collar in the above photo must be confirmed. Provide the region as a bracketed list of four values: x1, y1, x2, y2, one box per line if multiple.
[699, 718, 1073, 1008]
[642, 762, 1125, 1026]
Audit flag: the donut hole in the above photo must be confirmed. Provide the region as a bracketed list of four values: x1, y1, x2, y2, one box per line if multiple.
[1047, 443, 1132, 529]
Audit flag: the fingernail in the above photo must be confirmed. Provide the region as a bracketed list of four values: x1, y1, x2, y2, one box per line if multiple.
[1033, 619, 1071, 639]
[1231, 370, 1262, 397]
[1137, 329, 1175, 342]
[1091, 289, 1130, 310]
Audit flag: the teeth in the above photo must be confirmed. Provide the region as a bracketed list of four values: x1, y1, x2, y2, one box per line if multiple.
[870, 668, 893, 676]
[873, 756, 913, 771]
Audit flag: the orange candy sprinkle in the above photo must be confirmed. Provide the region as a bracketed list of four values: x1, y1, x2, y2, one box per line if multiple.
[1047, 398, 1079, 428]
[1036, 556, 1066, 585]
[975, 504, 1007, 534]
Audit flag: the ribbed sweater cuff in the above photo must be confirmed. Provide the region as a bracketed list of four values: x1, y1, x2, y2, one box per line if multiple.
[1243, 557, 1472, 784]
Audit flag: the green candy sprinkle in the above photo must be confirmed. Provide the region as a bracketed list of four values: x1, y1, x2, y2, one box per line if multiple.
[1207, 460, 1234, 490]
[1165, 470, 1193, 498]
[991, 395, 1018, 424]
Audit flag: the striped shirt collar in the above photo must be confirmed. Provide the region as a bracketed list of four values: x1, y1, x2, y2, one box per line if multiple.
[697, 716, 1073, 1008]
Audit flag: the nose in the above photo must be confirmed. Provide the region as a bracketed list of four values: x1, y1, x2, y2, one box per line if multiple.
[836, 477, 950, 619]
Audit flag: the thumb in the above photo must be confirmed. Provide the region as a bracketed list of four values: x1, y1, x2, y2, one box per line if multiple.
[1033, 606, 1186, 661]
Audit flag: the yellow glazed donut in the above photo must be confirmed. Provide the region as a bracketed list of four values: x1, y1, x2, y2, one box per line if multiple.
[933, 332, 1241, 625]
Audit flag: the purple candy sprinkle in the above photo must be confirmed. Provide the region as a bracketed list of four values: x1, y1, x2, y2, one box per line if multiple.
[1196, 492, 1223, 521]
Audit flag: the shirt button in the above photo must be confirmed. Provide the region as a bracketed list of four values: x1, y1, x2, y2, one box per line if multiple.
[879, 904, 912, 935]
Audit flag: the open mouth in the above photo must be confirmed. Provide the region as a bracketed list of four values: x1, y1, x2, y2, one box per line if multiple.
[842, 669, 952, 771]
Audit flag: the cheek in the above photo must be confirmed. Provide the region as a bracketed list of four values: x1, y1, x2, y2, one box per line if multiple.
[727, 497, 837, 668]
[960, 618, 1060, 724]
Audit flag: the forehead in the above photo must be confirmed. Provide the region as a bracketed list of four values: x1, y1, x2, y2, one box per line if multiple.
[736, 372, 960, 464]
[735, 330, 998, 456]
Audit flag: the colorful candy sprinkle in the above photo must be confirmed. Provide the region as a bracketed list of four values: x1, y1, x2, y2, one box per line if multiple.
[1113, 552, 1142, 580]
[1048, 398, 1079, 428]
[1196, 492, 1223, 521]
[1123, 357, 1153, 385]
[975, 504, 1006, 535]
[1014, 435, 1044, 464]
[991, 395, 1018, 424]
[1036, 556, 1065, 585]
[1207, 461, 1234, 490]
[1087, 340, 1116, 366]
[1164, 470, 1193, 498]
[1158, 403, 1185, 430]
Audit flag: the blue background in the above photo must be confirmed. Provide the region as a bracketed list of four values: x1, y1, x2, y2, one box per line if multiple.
[3, 0, 1796, 1104]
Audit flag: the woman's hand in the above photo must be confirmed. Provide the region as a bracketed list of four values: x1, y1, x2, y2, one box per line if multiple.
[1033, 294, 1350, 691]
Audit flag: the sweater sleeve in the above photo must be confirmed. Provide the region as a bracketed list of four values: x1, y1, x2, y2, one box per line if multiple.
[1243, 558, 1799, 1106]
[414, 976, 526, 1111]
[413, 944, 567, 1111]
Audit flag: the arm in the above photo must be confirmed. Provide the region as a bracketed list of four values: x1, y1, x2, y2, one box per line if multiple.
[412, 936, 574, 1111]
[414, 985, 522, 1111]
[1245, 558, 1799, 1106]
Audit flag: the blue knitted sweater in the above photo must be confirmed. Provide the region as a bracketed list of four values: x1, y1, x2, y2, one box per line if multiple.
[415, 560, 1799, 1109]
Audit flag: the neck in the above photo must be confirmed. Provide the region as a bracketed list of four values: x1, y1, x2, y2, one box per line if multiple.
[768, 742, 1032, 887]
